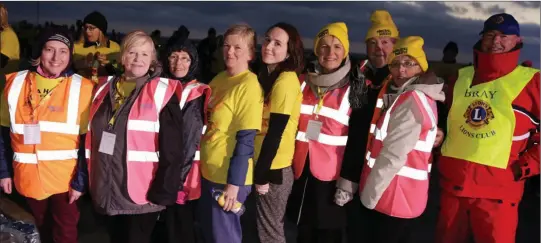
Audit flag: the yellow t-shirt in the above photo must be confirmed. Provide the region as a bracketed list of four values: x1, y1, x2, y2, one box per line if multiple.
[0, 74, 90, 134]
[200, 70, 264, 185]
[0, 27, 21, 77]
[73, 40, 121, 78]
[254, 71, 302, 169]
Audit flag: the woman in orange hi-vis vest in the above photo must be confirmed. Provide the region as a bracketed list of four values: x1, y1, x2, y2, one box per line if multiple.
[85, 30, 191, 243]
[0, 27, 94, 243]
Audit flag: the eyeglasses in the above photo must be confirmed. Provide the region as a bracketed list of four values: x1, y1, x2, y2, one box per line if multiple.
[84, 25, 97, 31]
[389, 61, 419, 69]
[168, 55, 191, 64]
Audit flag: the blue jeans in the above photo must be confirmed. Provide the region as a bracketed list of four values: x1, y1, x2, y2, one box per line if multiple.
[197, 178, 252, 243]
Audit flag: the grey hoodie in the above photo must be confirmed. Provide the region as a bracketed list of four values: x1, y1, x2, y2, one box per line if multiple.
[360, 72, 445, 210]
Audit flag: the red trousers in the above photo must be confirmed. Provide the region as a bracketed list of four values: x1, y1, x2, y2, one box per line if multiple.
[26, 192, 80, 243]
[436, 190, 518, 243]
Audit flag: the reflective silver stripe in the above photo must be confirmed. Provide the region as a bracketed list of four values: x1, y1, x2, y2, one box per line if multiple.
[296, 131, 348, 146]
[127, 120, 160, 133]
[365, 151, 428, 181]
[66, 74, 83, 125]
[180, 82, 203, 109]
[194, 151, 200, 161]
[8, 71, 29, 132]
[127, 151, 160, 162]
[370, 124, 376, 134]
[300, 104, 349, 126]
[9, 71, 81, 135]
[338, 86, 351, 114]
[154, 78, 169, 115]
[85, 149, 91, 159]
[513, 132, 531, 141]
[14, 150, 79, 164]
[201, 125, 207, 134]
[93, 76, 114, 102]
[12, 122, 80, 135]
[376, 99, 384, 108]
[300, 81, 307, 92]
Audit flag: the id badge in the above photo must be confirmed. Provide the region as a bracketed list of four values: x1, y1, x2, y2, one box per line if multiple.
[23, 124, 41, 145]
[306, 120, 323, 141]
[99, 132, 116, 155]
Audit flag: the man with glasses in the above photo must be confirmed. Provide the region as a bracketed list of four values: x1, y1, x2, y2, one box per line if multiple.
[436, 13, 540, 243]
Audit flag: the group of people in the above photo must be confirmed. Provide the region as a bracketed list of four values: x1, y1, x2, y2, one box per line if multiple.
[0, 5, 539, 243]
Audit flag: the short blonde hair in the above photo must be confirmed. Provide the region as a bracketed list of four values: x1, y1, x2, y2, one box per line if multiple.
[0, 4, 9, 31]
[120, 30, 157, 66]
[224, 24, 257, 58]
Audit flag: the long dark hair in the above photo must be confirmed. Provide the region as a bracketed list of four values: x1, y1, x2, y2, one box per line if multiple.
[258, 22, 304, 98]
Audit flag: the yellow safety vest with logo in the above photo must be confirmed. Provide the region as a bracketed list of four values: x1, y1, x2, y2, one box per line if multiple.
[441, 65, 538, 169]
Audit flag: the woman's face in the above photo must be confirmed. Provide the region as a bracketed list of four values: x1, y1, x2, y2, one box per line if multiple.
[123, 41, 154, 79]
[84, 23, 100, 43]
[262, 27, 289, 66]
[389, 55, 423, 86]
[40, 40, 70, 76]
[317, 35, 345, 73]
[223, 34, 253, 70]
[168, 51, 192, 78]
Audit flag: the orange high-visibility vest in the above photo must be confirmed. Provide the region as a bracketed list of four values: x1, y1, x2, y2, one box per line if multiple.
[4, 70, 94, 200]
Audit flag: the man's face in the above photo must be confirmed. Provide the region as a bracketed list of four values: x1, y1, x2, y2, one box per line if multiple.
[366, 37, 395, 68]
[481, 30, 522, 54]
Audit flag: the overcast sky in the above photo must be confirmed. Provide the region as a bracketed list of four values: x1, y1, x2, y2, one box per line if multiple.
[5, 1, 541, 67]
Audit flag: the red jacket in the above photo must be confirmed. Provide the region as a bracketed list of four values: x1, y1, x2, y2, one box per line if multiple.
[439, 43, 540, 202]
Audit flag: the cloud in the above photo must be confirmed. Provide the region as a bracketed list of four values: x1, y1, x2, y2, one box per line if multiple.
[4, 1, 540, 67]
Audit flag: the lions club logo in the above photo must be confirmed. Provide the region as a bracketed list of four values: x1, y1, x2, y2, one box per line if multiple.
[464, 100, 494, 129]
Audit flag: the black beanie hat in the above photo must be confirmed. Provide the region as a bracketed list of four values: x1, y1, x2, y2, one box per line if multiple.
[32, 27, 74, 60]
[84, 11, 108, 34]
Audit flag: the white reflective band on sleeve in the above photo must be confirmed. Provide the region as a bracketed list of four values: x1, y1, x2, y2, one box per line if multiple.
[415, 90, 436, 130]
[296, 131, 348, 146]
[127, 120, 160, 133]
[194, 151, 200, 161]
[14, 150, 79, 164]
[366, 154, 428, 181]
[376, 99, 384, 108]
[513, 132, 531, 141]
[180, 82, 202, 109]
[154, 78, 169, 115]
[127, 151, 160, 162]
[428, 163, 432, 172]
[299, 105, 350, 126]
[11, 122, 80, 135]
[85, 149, 91, 159]
[300, 82, 307, 92]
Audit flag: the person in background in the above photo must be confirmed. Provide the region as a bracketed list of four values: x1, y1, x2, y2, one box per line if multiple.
[198, 24, 263, 243]
[0, 4, 20, 80]
[0, 27, 93, 243]
[253, 22, 304, 243]
[442, 41, 458, 64]
[358, 36, 444, 243]
[428, 41, 465, 85]
[84, 30, 190, 243]
[334, 10, 400, 243]
[210, 35, 225, 77]
[436, 13, 540, 243]
[161, 36, 211, 243]
[286, 22, 356, 243]
[73, 11, 120, 82]
[198, 27, 218, 83]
